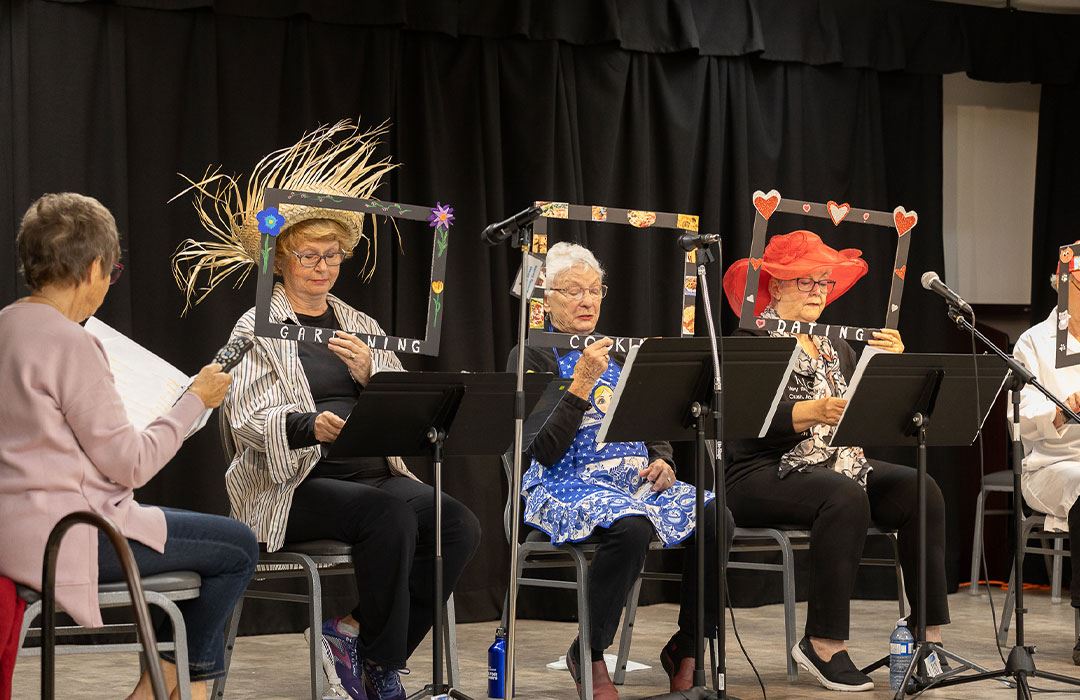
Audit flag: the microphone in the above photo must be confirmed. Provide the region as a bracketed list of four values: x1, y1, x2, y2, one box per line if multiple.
[920, 271, 972, 314]
[480, 205, 545, 246]
[678, 232, 721, 252]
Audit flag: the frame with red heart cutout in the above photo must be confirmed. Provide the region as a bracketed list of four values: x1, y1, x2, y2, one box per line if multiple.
[513, 201, 707, 350]
[1054, 242, 1080, 368]
[740, 189, 916, 341]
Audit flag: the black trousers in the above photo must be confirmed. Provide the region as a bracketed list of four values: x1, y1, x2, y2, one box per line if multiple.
[573, 501, 735, 653]
[728, 460, 949, 640]
[285, 475, 482, 668]
[1069, 499, 1080, 608]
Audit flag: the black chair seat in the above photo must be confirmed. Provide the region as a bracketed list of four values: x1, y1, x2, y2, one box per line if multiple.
[278, 540, 353, 557]
[983, 470, 1014, 488]
[17, 571, 201, 604]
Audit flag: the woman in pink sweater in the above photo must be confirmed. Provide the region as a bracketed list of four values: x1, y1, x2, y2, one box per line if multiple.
[0, 193, 258, 700]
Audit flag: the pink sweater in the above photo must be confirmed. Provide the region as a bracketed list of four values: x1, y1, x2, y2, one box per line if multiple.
[0, 302, 205, 628]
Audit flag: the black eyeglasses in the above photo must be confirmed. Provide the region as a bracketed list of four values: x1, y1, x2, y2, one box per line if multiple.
[292, 250, 345, 268]
[790, 277, 836, 294]
[109, 263, 124, 285]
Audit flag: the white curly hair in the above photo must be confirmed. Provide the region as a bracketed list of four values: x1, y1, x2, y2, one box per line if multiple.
[543, 241, 605, 292]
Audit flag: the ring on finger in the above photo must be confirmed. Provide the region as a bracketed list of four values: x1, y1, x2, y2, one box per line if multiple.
[349, 351, 356, 360]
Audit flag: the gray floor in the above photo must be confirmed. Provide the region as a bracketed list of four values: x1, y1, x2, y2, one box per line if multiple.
[12, 589, 1080, 699]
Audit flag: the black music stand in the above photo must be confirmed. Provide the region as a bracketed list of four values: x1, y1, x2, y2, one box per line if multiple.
[329, 371, 551, 700]
[828, 352, 1008, 696]
[597, 336, 800, 700]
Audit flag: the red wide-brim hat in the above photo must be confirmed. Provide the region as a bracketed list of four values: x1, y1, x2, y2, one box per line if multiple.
[723, 229, 869, 317]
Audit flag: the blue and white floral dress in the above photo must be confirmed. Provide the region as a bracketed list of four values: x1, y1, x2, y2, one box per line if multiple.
[522, 348, 712, 546]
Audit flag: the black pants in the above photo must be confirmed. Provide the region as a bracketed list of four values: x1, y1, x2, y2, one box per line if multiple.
[574, 501, 735, 654]
[1069, 499, 1080, 608]
[285, 475, 482, 668]
[728, 460, 949, 640]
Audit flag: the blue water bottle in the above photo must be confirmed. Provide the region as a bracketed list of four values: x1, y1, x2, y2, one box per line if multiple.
[889, 618, 915, 690]
[488, 627, 507, 698]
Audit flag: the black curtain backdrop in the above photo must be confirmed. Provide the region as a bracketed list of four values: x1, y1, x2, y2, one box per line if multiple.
[1030, 80, 1080, 325]
[1, 0, 1072, 634]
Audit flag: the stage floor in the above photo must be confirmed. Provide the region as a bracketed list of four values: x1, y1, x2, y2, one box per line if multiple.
[12, 589, 1080, 699]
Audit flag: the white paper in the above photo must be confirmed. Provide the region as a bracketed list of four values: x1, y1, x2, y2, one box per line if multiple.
[509, 254, 545, 298]
[84, 317, 211, 435]
[595, 343, 641, 444]
[757, 342, 804, 438]
[546, 654, 650, 674]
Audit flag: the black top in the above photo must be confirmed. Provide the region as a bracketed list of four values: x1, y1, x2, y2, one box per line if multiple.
[286, 307, 390, 480]
[723, 328, 858, 490]
[506, 345, 675, 470]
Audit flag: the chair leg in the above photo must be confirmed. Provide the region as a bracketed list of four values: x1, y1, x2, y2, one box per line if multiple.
[613, 576, 643, 685]
[969, 490, 987, 595]
[444, 594, 460, 687]
[779, 533, 798, 682]
[890, 535, 906, 618]
[572, 549, 593, 700]
[1051, 537, 1065, 605]
[295, 555, 325, 700]
[213, 597, 245, 699]
[149, 592, 192, 700]
[16, 600, 41, 654]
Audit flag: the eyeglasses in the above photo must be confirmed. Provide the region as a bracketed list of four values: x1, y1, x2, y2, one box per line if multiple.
[292, 250, 345, 268]
[788, 277, 837, 294]
[109, 263, 124, 285]
[550, 285, 609, 301]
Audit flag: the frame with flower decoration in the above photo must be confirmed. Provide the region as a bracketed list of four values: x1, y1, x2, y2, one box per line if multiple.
[252, 187, 452, 356]
[519, 201, 705, 352]
[738, 189, 915, 341]
[1054, 243, 1080, 368]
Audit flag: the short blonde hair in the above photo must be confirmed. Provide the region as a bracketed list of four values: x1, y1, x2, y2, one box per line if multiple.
[275, 218, 355, 259]
[544, 242, 605, 291]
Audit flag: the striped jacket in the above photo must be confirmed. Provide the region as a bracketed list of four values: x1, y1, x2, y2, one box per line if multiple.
[223, 283, 417, 551]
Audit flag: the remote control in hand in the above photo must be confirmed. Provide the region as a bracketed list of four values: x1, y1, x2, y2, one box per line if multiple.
[213, 337, 254, 372]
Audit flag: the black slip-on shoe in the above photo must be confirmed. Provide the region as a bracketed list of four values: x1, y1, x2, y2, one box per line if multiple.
[791, 636, 874, 692]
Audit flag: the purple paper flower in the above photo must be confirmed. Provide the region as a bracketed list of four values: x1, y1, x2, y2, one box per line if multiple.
[428, 202, 454, 229]
[257, 207, 285, 236]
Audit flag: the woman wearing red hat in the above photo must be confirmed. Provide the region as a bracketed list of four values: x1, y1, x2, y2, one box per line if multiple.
[722, 230, 949, 692]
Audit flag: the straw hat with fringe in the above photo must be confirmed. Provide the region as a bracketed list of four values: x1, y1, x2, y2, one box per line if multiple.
[171, 119, 397, 313]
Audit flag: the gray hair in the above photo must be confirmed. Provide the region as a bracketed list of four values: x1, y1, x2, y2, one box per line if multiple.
[17, 193, 121, 291]
[543, 242, 605, 290]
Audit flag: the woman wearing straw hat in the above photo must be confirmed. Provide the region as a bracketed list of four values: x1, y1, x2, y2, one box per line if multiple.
[722, 229, 949, 692]
[173, 121, 480, 700]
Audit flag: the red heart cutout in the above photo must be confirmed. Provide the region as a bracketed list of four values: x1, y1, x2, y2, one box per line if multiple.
[756, 318, 766, 328]
[802, 203, 812, 213]
[827, 200, 851, 226]
[749, 257, 762, 270]
[862, 212, 870, 221]
[895, 265, 907, 280]
[893, 206, 918, 236]
[752, 189, 781, 220]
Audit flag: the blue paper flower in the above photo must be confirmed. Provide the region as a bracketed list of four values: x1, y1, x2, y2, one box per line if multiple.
[257, 207, 285, 236]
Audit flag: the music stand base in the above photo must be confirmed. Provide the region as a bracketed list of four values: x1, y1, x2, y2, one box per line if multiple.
[643, 686, 738, 700]
[406, 685, 474, 700]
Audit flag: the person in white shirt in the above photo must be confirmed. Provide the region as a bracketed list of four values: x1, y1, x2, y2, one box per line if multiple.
[1014, 256, 1080, 664]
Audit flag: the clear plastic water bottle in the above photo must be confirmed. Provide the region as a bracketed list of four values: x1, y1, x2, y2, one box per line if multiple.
[487, 627, 507, 698]
[889, 618, 915, 690]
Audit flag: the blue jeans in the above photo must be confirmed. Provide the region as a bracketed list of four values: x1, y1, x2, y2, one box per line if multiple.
[98, 508, 258, 681]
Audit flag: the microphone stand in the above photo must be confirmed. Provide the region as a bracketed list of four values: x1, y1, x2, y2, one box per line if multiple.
[909, 304, 1080, 699]
[502, 221, 534, 700]
[646, 239, 733, 700]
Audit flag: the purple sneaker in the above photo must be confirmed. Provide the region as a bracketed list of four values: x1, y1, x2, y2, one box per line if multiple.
[321, 617, 367, 700]
[363, 661, 407, 700]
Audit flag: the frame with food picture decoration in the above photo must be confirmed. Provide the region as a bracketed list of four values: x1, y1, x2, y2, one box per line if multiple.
[1055, 242, 1080, 368]
[739, 189, 916, 342]
[253, 187, 451, 356]
[517, 200, 705, 352]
